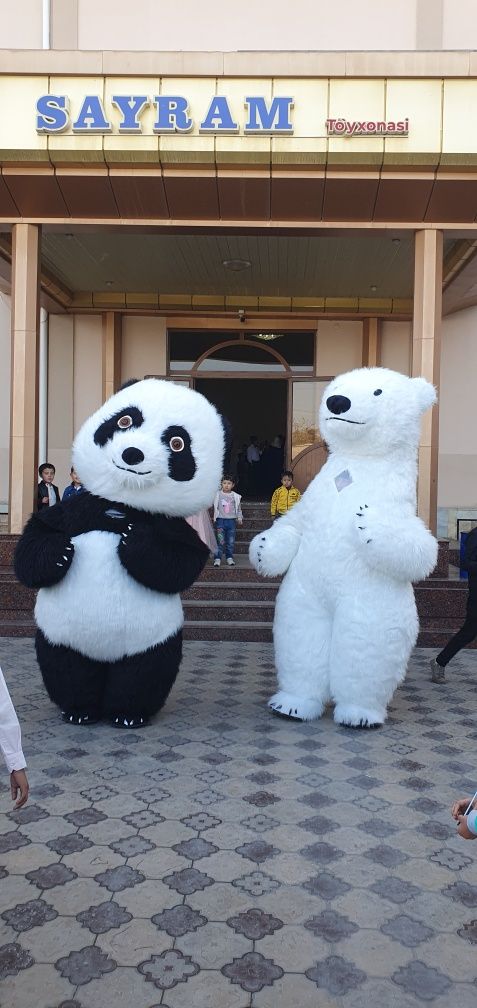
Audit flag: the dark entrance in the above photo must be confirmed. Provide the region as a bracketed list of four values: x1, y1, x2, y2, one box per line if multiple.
[195, 377, 287, 497]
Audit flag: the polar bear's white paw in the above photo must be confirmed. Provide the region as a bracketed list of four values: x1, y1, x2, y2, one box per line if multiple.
[268, 691, 324, 722]
[334, 703, 384, 729]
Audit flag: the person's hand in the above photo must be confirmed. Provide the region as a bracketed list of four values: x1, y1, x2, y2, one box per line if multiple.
[456, 815, 476, 839]
[10, 769, 29, 808]
[41, 496, 48, 504]
[238, 518, 243, 525]
[451, 797, 473, 820]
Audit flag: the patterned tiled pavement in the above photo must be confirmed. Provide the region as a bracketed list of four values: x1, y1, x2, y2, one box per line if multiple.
[0, 639, 476, 1008]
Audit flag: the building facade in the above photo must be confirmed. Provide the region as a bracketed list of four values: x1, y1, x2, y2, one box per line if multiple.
[2, 0, 477, 538]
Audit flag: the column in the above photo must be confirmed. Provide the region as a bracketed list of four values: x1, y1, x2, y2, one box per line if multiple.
[102, 312, 122, 402]
[412, 229, 443, 535]
[8, 224, 41, 533]
[362, 318, 380, 367]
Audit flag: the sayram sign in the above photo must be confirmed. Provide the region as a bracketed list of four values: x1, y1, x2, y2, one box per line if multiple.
[35, 93, 410, 137]
[36, 94, 295, 134]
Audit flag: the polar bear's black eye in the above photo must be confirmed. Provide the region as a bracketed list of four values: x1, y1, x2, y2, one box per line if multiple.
[373, 389, 383, 396]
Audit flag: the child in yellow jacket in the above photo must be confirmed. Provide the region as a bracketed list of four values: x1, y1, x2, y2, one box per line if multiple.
[271, 471, 301, 518]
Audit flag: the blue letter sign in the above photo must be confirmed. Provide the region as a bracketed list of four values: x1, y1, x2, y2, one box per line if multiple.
[72, 95, 112, 133]
[153, 96, 192, 133]
[199, 96, 238, 132]
[244, 96, 293, 133]
[112, 95, 149, 132]
[36, 95, 69, 132]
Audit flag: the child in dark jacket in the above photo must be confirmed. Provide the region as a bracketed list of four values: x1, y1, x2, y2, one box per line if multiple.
[37, 463, 60, 511]
[430, 526, 477, 682]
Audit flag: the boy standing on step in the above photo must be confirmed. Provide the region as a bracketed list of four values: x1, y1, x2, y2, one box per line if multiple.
[213, 476, 243, 567]
[270, 470, 301, 520]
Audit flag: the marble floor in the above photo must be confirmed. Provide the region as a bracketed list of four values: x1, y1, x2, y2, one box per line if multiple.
[0, 638, 476, 1008]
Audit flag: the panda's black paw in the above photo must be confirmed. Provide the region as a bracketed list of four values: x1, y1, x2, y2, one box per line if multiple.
[61, 711, 99, 726]
[112, 715, 149, 729]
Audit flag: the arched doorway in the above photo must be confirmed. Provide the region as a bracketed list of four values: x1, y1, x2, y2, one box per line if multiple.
[157, 328, 332, 495]
[193, 340, 289, 497]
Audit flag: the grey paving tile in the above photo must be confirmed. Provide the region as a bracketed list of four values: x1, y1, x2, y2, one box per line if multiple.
[1, 638, 477, 1007]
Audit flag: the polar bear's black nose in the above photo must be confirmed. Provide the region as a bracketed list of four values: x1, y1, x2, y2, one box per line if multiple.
[121, 447, 145, 465]
[326, 395, 351, 415]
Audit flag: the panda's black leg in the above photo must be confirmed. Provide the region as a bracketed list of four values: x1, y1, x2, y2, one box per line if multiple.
[102, 632, 183, 728]
[36, 630, 105, 725]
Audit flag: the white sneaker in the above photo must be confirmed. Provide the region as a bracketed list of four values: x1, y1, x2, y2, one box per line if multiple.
[227, 557, 235, 566]
[213, 558, 221, 567]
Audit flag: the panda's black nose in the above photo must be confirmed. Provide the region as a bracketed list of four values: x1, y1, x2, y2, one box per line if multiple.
[121, 447, 145, 466]
[326, 395, 351, 415]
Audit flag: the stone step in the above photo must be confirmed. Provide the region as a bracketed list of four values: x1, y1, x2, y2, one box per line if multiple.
[184, 582, 278, 601]
[183, 599, 275, 622]
[0, 615, 36, 637]
[183, 620, 273, 642]
[0, 578, 35, 610]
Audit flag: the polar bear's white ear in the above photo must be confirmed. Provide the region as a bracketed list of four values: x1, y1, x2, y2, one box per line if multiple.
[412, 377, 437, 412]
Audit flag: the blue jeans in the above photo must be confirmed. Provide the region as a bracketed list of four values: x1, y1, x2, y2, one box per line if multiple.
[215, 518, 236, 560]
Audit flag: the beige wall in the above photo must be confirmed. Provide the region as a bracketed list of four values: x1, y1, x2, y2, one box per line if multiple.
[380, 321, 412, 375]
[47, 313, 102, 494]
[76, 0, 416, 52]
[0, 0, 453, 52]
[443, 0, 477, 50]
[438, 305, 477, 509]
[73, 315, 102, 433]
[315, 320, 363, 377]
[121, 316, 166, 384]
[0, 293, 11, 507]
[0, 0, 43, 48]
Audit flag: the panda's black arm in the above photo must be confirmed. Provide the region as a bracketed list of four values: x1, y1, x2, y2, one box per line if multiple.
[117, 522, 209, 593]
[14, 511, 74, 589]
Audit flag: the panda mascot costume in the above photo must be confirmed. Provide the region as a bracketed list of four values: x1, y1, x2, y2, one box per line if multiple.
[249, 367, 438, 729]
[14, 379, 224, 728]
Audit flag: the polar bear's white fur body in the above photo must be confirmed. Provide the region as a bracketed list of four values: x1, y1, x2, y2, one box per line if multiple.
[249, 367, 438, 727]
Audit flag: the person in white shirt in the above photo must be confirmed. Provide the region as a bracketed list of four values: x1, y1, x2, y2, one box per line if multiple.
[0, 666, 29, 808]
[246, 436, 261, 496]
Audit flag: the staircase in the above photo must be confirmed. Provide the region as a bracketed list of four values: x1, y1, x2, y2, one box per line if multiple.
[0, 505, 475, 647]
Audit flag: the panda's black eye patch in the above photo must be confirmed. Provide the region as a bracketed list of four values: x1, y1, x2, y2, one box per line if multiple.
[373, 389, 383, 396]
[161, 425, 196, 482]
[94, 406, 144, 447]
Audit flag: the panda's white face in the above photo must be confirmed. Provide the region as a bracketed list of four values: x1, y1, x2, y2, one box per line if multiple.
[72, 379, 224, 515]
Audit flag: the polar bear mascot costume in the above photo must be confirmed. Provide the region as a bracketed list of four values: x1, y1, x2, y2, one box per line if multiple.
[249, 367, 438, 728]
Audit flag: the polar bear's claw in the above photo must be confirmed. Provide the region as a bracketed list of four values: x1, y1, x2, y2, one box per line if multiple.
[340, 718, 382, 730]
[268, 691, 324, 722]
[334, 704, 384, 729]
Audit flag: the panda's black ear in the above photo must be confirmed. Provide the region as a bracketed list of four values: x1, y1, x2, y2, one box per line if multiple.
[119, 378, 140, 391]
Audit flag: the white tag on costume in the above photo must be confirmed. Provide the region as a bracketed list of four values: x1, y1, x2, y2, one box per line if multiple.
[335, 469, 353, 492]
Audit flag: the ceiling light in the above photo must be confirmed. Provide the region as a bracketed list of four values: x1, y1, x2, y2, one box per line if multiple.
[105, 280, 114, 287]
[222, 258, 252, 271]
[254, 333, 279, 341]
[370, 285, 377, 292]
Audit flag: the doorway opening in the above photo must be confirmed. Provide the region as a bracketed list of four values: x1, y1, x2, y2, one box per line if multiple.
[195, 377, 288, 498]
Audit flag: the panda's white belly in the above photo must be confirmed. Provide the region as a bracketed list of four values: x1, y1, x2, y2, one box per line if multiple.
[35, 530, 183, 661]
